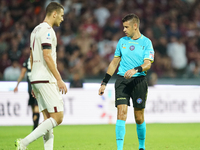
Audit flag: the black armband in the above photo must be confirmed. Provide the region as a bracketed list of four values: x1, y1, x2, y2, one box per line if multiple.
[101, 73, 111, 85]
[42, 43, 52, 49]
[134, 66, 143, 72]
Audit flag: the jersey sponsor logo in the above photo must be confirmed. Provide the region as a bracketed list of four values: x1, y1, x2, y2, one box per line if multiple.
[129, 45, 135, 51]
[129, 42, 138, 44]
[136, 98, 143, 104]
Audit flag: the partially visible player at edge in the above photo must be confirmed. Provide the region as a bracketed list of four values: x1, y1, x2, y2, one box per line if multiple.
[99, 14, 154, 150]
[14, 58, 40, 130]
[15, 2, 67, 150]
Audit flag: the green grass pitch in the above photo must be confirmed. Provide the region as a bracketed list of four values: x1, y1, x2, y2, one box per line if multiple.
[0, 123, 199, 150]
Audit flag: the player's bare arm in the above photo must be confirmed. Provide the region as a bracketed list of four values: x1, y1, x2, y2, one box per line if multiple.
[99, 57, 121, 95]
[124, 59, 151, 79]
[14, 67, 27, 92]
[43, 49, 67, 94]
[107, 57, 121, 76]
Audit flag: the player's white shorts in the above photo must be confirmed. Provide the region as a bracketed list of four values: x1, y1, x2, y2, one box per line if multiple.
[31, 83, 63, 113]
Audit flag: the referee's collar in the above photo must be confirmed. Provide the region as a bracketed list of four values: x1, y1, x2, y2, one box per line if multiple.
[129, 34, 143, 41]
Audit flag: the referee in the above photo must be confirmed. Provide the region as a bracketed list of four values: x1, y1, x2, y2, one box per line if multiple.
[14, 58, 40, 130]
[99, 14, 154, 150]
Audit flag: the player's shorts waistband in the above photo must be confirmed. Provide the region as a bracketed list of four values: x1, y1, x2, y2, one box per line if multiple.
[31, 80, 49, 84]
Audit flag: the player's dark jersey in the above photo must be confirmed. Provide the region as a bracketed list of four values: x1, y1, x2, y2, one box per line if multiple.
[22, 58, 32, 93]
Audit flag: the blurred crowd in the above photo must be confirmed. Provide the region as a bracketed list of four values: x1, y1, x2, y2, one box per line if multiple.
[1, 0, 200, 84]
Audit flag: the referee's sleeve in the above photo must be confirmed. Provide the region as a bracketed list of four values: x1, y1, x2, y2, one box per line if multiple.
[144, 39, 154, 63]
[114, 39, 122, 57]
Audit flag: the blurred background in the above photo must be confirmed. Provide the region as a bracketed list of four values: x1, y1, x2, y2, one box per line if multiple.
[0, 3, 200, 148]
[0, 0, 200, 86]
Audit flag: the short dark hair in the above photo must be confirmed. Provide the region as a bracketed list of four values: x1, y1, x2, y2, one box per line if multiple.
[122, 14, 140, 26]
[46, 2, 64, 16]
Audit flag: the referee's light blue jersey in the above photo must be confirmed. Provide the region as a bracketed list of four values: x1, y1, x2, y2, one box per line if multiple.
[114, 34, 154, 77]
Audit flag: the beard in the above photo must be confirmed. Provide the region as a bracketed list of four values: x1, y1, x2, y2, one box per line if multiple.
[53, 20, 60, 27]
[53, 22, 59, 27]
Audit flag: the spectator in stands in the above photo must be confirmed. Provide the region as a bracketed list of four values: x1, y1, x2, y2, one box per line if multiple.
[0, 0, 8, 14]
[147, 70, 158, 86]
[84, 42, 108, 77]
[57, 60, 68, 80]
[3, 60, 21, 81]
[0, 10, 14, 32]
[9, 0, 24, 22]
[61, 21, 75, 46]
[1, 0, 200, 81]
[152, 16, 166, 40]
[79, 11, 100, 41]
[65, 38, 80, 56]
[167, 36, 188, 77]
[103, 19, 120, 41]
[0, 33, 9, 55]
[167, 21, 181, 40]
[94, 1, 110, 27]
[186, 37, 200, 64]
[8, 38, 21, 61]
[154, 37, 174, 78]
[70, 72, 84, 88]
[18, 46, 31, 66]
[76, 26, 95, 55]
[0, 52, 11, 79]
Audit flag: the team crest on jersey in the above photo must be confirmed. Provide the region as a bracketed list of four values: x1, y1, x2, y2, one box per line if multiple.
[129, 45, 135, 51]
[136, 98, 143, 104]
[47, 33, 51, 39]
